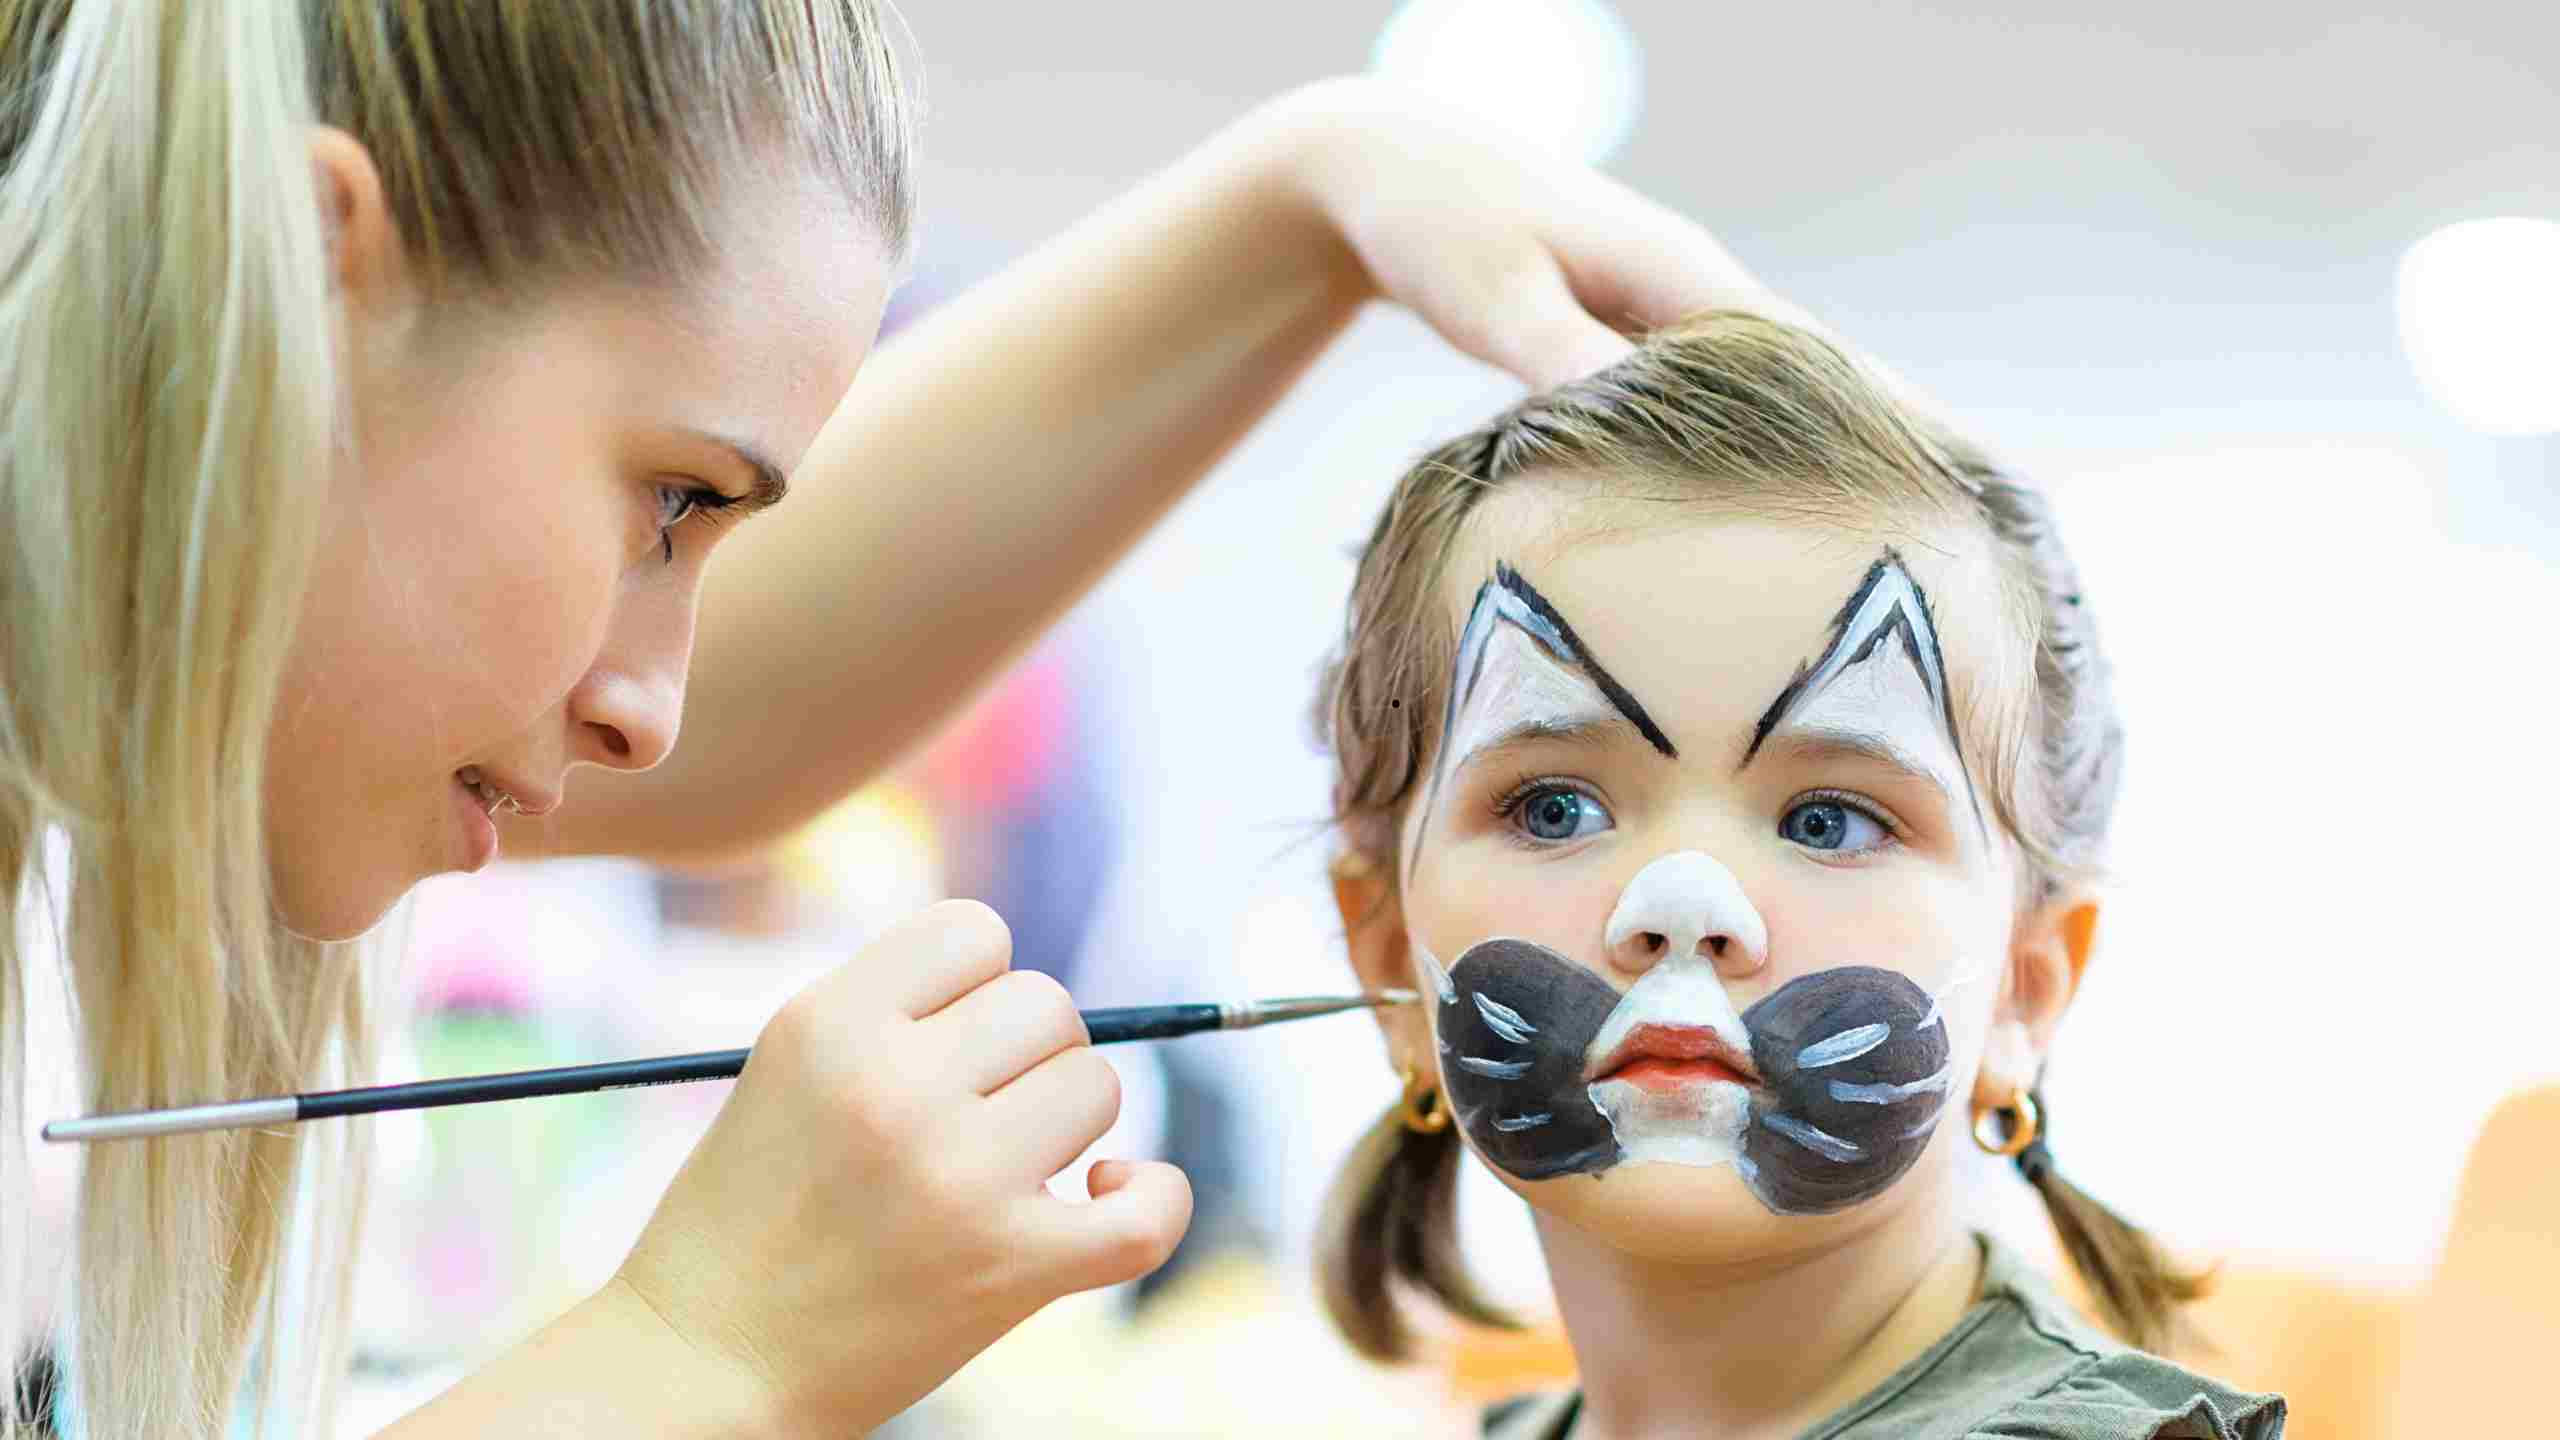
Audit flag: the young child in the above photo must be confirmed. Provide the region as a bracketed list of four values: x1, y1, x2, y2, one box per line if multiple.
[1312, 313, 2283, 1439]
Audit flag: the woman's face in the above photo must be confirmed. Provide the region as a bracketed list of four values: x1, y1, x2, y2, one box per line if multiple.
[268, 159, 890, 939]
[1390, 484, 2034, 1263]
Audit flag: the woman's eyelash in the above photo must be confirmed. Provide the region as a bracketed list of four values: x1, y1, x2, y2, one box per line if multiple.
[658, 483, 745, 563]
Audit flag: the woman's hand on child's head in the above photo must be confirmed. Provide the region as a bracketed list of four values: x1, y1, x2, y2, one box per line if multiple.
[1259, 77, 1822, 391]
[607, 899, 1193, 1434]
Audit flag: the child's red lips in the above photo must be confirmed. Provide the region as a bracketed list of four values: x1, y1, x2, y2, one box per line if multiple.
[1589, 1022, 1761, 1089]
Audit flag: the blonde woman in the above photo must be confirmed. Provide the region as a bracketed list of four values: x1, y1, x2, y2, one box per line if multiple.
[0, 2, 1781, 1435]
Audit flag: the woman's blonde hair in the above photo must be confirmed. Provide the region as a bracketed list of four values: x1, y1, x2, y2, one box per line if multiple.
[0, 3, 913, 1433]
[1312, 312, 2207, 1360]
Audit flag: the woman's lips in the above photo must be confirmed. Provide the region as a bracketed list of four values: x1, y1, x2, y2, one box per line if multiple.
[1590, 1022, 1760, 1092]
[450, 773, 499, 873]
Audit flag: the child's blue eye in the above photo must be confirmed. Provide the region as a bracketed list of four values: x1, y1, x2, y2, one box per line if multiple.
[1516, 785, 1612, 842]
[1779, 799, 1888, 853]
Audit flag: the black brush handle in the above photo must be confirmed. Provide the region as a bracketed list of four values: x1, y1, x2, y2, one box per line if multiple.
[297, 1047, 754, 1119]
[1082, 1003, 1223, 1044]
[293, 1005, 1227, 1122]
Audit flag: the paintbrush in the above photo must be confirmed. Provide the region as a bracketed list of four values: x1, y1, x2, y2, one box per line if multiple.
[42, 990, 1417, 1143]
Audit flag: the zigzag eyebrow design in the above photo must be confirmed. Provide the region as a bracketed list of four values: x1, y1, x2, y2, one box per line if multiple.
[1480, 563, 1677, 760]
[1741, 548, 1984, 829]
[1406, 562, 1676, 881]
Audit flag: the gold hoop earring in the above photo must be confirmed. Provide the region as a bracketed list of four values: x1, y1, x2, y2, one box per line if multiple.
[1398, 1063, 1450, 1134]
[1971, 1087, 2040, 1157]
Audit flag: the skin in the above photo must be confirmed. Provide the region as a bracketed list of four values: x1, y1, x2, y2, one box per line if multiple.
[503, 78, 1810, 871]
[271, 141, 887, 942]
[249, 79, 1822, 1439]
[1336, 484, 2100, 1440]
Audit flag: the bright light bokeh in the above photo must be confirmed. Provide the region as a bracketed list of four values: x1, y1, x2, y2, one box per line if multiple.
[1371, 0, 1643, 165]
[2396, 217, 2560, 436]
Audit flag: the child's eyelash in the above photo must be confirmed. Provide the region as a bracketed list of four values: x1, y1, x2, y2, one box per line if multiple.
[1794, 786, 1908, 841]
[1488, 772, 1591, 820]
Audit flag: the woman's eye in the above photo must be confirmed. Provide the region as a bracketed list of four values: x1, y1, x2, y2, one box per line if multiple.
[1515, 785, 1613, 843]
[655, 483, 704, 532]
[652, 482, 733, 563]
[1778, 799, 1889, 853]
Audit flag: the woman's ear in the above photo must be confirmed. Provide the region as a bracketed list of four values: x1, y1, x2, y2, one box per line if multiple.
[308, 126, 410, 315]
[1330, 850, 1429, 1072]
[1973, 885, 2100, 1109]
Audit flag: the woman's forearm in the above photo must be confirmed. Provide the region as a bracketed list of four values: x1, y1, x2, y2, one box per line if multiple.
[377, 1281, 793, 1438]
[531, 87, 1367, 865]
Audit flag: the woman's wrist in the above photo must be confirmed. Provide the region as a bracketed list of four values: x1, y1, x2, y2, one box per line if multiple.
[1229, 76, 1416, 307]
[581, 1275, 788, 1435]
[382, 1277, 792, 1439]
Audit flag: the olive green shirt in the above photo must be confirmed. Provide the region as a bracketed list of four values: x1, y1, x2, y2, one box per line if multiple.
[1483, 1233, 2284, 1440]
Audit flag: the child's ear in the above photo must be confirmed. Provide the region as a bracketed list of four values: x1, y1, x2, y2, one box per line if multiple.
[1974, 885, 2100, 1109]
[1329, 850, 1430, 1071]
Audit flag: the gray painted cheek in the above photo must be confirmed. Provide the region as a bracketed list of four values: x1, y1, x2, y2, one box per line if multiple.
[1436, 938, 1624, 1181]
[1740, 966, 1951, 1214]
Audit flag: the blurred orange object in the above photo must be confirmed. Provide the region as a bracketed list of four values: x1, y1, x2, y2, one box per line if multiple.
[2391, 1084, 2560, 1434]
[2167, 1261, 2402, 1440]
[2003, 1231, 2406, 1440]
[1445, 1319, 1578, 1407]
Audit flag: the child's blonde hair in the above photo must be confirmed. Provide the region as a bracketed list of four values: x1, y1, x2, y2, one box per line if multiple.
[1311, 311, 2205, 1359]
[0, 3, 911, 1433]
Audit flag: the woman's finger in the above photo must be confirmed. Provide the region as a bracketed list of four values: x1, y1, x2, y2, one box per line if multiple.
[978, 1044, 1124, 1182]
[1016, 1159, 1194, 1296]
[1423, 243, 1635, 390]
[796, 897, 1015, 1021]
[1551, 185, 1821, 339]
[914, 967, 1089, 1096]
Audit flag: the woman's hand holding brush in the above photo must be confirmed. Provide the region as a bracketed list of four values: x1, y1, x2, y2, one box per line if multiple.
[387, 900, 1192, 1437]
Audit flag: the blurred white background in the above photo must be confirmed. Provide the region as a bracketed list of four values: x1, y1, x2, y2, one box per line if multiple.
[297, 0, 2560, 1431]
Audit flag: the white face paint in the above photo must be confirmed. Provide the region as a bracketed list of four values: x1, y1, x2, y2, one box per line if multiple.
[1405, 565, 1674, 885]
[1769, 651, 1968, 816]
[1582, 851, 1766, 1171]
[1415, 938, 1458, 1006]
[1742, 549, 1984, 837]
[1408, 609, 1619, 888]
[1440, 622, 1618, 797]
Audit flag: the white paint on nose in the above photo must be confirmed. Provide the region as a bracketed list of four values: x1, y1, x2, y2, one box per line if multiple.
[1602, 850, 1768, 978]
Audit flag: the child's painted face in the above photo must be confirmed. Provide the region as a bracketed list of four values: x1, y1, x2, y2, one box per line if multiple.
[1394, 492, 2025, 1251]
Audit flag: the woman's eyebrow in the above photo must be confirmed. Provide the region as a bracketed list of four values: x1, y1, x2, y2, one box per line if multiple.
[684, 427, 790, 513]
[1744, 726, 1954, 808]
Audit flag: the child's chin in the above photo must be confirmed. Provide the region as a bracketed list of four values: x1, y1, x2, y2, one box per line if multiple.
[1521, 1159, 1842, 1264]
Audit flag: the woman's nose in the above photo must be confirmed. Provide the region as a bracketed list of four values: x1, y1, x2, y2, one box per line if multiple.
[1603, 850, 1769, 980]
[569, 669, 683, 773]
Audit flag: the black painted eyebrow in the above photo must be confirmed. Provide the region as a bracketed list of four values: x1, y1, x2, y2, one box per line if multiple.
[1495, 564, 1677, 760]
[1736, 547, 1985, 832]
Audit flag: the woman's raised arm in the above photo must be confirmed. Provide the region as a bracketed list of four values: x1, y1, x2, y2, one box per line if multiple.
[527, 78, 1779, 866]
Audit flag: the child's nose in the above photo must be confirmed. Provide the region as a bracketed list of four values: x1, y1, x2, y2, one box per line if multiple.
[1603, 850, 1769, 980]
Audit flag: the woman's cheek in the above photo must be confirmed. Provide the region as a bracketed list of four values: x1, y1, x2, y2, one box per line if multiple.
[468, 504, 626, 715]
